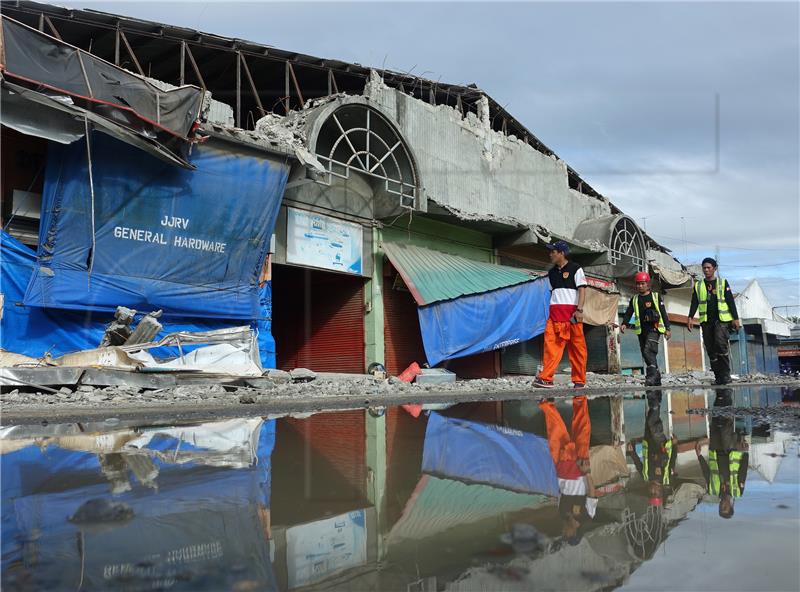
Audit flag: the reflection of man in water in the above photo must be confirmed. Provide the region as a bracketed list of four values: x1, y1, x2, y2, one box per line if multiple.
[626, 391, 677, 506]
[539, 396, 597, 544]
[695, 389, 749, 519]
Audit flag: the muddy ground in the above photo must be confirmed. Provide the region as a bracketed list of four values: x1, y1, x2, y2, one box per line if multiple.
[2, 369, 798, 426]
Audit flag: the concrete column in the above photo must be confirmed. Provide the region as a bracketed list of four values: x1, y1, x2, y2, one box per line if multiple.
[608, 324, 622, 374]
[365, 412, 387, 560]
[364, 226, 385, 370]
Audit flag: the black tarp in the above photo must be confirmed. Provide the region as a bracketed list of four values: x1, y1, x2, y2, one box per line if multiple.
[0, 16, 203, 153]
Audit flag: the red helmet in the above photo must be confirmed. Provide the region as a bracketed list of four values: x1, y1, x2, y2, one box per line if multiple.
[635, 272, 651, 283]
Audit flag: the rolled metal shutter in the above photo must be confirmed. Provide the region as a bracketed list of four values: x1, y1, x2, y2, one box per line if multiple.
[273, 265, 365, 374]
[383, 273, 428, 376]
[502, 336, 544, 375]
[583, 325, 609, 373]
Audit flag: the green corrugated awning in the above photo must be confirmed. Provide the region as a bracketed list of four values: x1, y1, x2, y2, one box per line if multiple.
[382, 241, 540, 306]
[387, 475, 549, 545]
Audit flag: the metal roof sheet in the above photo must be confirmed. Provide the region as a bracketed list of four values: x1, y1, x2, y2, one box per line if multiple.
[382, 241, 540, 306]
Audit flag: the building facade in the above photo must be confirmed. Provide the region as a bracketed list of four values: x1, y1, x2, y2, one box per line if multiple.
[1, 2, 710, 377]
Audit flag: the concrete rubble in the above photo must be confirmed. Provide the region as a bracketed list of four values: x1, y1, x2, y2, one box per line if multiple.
[2, 371, 797, 413]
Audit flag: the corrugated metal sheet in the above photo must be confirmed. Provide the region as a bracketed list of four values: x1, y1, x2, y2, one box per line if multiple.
[382, 242, 539, 305]
[502, 336, 543, 375]
[387, 474, 549, 544]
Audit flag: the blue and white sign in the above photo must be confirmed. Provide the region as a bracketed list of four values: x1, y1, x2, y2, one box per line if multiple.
[286, 208, 363, 275]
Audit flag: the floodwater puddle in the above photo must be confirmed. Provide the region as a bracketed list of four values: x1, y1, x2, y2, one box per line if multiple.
[2, 386, 798, 591]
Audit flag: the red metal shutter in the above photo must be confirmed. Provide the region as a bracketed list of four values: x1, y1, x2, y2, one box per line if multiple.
[383, 267, 428, 375]
[280, 410, 367, 503]
[273, 265, 365, 374]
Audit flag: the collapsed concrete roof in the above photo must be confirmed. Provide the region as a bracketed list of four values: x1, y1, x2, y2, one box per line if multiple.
[0, 0, 685, 275]
[2, 0, 604, 197]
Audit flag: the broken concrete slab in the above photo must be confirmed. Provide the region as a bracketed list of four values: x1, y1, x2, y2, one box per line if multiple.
[290, 368, 317, 382]
[266, 369, 292, 383]
[0, 366, 84, 387]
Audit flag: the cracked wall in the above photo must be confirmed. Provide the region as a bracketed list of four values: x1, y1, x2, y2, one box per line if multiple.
[361, 72, 612, 239]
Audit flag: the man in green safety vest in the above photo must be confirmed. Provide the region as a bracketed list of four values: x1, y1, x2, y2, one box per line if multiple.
[627, 390, 678, 507]
[620, 272, 671, 386]
[688, 257, 741, 385]
[695, 389, 749, 519]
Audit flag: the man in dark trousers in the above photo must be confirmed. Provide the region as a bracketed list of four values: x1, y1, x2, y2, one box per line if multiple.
[627, 390, 678, 507]
[620, 272, 671, 386]
[695, 388, 749, 519]
[687, 258, 741, 384]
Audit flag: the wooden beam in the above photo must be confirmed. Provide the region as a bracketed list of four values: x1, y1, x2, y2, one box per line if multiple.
[287, 61, 304, 109]
[43, 15, 61, 41]
[184, 43, 206, 92]
[179, 40, 185, 85]
[235, 51, 241, 127]
[240, 53, 266, 118]
[284, 61, 290, 114]
[118, 29, 144, 76]
[329, 68, 339, 94]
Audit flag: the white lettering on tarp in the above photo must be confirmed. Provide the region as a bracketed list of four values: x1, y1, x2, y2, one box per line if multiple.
[113, 225, 168, 245]
[160, 215, 190, 229]
[111, 225, 226, 254]
[173, 234, 226, 253]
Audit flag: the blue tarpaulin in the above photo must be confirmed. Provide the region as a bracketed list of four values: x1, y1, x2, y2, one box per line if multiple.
[1, 420, 276, 590]
[422, 412, 559, 497]
[24, 133, 288, 319]
[417, 278, 550, 366]
[1, 230, 276, 366]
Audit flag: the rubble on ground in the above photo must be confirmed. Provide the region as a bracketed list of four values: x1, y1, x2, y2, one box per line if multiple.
[1, 370, 797, 412]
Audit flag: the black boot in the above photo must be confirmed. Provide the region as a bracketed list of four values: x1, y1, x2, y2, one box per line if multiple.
[645, 365, 661, 387]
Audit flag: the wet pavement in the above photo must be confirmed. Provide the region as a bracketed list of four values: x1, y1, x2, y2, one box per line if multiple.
[2, 385, 798, 591]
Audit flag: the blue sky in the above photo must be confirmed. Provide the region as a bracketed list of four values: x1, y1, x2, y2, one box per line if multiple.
[63, 1, 800, 310]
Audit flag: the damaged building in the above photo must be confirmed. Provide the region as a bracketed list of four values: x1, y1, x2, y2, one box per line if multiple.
[0, 1, 704, 382]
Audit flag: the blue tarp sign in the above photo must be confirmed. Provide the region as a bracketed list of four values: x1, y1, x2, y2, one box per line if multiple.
[422, 412, 559, 497]
[24, 133, 289, 318]
[417, 278, 550, 366]
[1, 230, 276, 365]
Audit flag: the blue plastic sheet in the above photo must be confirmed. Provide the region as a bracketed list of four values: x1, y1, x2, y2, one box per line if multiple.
[417, 278, 550, 366]
[1, 230, 276, 367]
[1, 420, 276, 589]
[422, 412, 559, 497]
[24, 133, 288, 318]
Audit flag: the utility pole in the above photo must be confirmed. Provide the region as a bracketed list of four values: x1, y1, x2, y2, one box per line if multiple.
[715, 245, 720, 274]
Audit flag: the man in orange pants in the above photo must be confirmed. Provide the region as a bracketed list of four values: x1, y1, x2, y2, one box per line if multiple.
[534, 241, 588, 388]
[539, 395, 597, 544]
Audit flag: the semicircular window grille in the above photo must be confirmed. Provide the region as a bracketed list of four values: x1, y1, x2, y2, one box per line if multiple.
[315, 105, 418, 208]
[609, 217, 646, 272]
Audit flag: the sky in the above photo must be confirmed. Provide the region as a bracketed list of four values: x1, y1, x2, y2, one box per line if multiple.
[58, 1, 800, 310]
[619, 440, 800, 591]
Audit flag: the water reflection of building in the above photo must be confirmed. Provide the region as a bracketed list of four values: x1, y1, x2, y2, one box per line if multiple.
[2, 393, 794, 591]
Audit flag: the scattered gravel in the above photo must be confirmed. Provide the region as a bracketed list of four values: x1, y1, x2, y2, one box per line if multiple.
[2, 370, 798, 414]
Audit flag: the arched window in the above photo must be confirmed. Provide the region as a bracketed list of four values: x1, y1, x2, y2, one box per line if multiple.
[609, 217, 646, 272]
[315, 105, 418, 208]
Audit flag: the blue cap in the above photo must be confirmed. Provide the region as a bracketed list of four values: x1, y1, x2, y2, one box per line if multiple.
[547, 240, 570, 254]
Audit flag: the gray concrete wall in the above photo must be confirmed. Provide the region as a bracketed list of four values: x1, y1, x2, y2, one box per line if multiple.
[361, 74, 612, 238]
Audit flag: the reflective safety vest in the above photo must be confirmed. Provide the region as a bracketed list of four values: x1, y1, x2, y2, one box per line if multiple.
[694, 278, 733, 323]
[632, 293, 666, 335]
[642, 439, 673, 484]
[708, 450, 743, 497]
